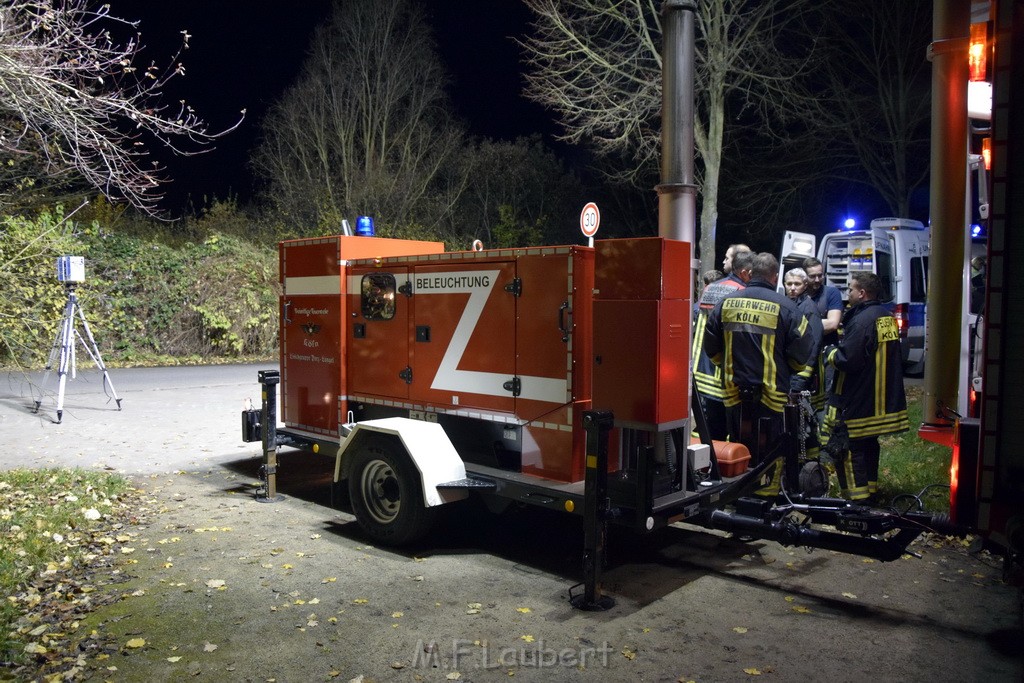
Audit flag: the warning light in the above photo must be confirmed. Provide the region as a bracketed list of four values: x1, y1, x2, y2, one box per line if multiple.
[356, 215, 375, 237]
[843, 218, 856, 230]
[981, 137, 992, 171]
[968, 22, 989, 83]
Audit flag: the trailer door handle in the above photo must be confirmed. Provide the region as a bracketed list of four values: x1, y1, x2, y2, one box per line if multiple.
[558, 300, 571, 342]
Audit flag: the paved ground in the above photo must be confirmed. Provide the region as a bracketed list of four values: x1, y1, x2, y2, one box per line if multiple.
[1, 363, 265, 474]
[1, 364, 1021, 682]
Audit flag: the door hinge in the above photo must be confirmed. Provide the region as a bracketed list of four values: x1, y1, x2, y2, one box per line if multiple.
[399, 366, 413, 384]
[398, 281, 413, 297]
[504, 278, 522, 297]
[502, 376, 521, 397]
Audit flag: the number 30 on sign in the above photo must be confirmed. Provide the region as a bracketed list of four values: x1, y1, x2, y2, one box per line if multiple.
[580, 202, 600, 239]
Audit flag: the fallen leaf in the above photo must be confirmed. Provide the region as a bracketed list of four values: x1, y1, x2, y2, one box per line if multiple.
[392, 612, 404, 618]
[842, 592, 857, 600]
[516, 607, 532, 614]
[125, 638, 146, 649]
[206, 579, 226, 589]
[322, 577, 337, 583]
[353, 598, 369, 605]
[24, 642, 47, 654]
[622, 648, 637, 660]
[391, 662, 406, 669]
[282, 564, 294, 570]
[521, 635, 535, 643]
[744, 668, 762, 675]
[784, 596, 795, 602]
[446, 673, 461, 680]
[733, 627, 748, 634]
[203, 642, 218, 652]
[791, 605, 812, 614]
[167, 656, 182, 663]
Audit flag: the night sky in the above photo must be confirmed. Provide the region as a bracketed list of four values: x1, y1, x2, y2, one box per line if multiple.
[103, 1, 552, 212]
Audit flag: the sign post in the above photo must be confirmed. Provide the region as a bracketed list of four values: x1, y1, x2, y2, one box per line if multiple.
[580, 202, 600, 247]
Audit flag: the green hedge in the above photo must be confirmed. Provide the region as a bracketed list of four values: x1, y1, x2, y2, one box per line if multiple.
[1, 207, 280, 368]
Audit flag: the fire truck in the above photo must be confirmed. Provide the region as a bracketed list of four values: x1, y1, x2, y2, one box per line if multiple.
[932, 0, 1023, 572]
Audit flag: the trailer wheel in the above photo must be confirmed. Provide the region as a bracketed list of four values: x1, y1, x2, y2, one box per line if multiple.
[347, 439, 436, 545]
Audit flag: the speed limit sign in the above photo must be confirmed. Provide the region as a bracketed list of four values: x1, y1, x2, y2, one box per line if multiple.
[580, 202, 600, 238]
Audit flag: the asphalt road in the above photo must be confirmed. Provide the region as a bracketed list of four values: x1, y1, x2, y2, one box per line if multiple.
[0, 362, 274, 474]
[0, 363, 1020, 681]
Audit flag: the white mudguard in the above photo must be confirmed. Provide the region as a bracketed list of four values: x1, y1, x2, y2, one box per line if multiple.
[335, 418, 468, 506]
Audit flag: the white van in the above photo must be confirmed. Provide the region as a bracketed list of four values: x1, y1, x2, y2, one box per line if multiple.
[780, 218, 930, 374]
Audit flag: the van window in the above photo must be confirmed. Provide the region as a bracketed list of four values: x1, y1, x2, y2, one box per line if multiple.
[911, 257, 928, 302]
[875, 250, 894, 302]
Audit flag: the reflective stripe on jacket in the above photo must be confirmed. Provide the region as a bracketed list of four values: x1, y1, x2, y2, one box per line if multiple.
[693, 275, 746, 400]
[823, 300, 908, 438]
[702, 280, 816, 413]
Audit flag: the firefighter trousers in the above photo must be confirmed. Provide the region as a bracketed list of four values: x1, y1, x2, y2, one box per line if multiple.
[726, 399, 784, 498]
[834, 436, 880, 501]
[697, 394, 728, 442]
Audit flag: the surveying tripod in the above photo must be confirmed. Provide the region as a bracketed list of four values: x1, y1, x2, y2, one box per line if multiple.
[33, 284, 122, 423]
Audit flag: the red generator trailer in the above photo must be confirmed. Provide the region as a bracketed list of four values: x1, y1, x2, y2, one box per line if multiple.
[243, 233, 958, 604]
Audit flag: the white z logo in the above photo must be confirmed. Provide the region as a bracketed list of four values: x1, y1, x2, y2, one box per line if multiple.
[418, 271, 568, 404]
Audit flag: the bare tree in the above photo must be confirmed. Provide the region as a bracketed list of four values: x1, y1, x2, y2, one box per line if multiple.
[252, 0, 467, 235]
[0, 0, 242, 214]
[521, 0, 815, 266]
[812, 1, 932, 219]
[450, 135, 583, 246]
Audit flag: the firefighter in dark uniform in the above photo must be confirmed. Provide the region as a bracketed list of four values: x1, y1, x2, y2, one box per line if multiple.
[692, 248, 753, 440]
[822, 271, 908, 503]
[703, 253, 816, 494]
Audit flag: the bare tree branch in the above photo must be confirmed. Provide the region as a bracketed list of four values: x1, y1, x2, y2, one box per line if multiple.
[807, 0, 932, 218]
[521, 0, 817, 266]
[0, 0, 243, 214]
[252, 0, 468, 235]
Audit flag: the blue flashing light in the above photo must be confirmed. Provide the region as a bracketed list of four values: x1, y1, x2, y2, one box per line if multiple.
[843, 217, 857, 230]
[356, 215, 375, 237]
[971, 223, 983, 238]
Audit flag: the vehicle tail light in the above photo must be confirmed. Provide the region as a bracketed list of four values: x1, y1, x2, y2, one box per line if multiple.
[892, 303, 909, 338]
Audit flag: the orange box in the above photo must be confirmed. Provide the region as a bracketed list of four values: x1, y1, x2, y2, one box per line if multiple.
[714, 441, 751, 477]
[594, 237, 690, 301]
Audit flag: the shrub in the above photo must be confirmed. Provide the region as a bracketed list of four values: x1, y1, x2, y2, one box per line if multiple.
[1, 204, 280, 368]
[0, 208, 80, 368]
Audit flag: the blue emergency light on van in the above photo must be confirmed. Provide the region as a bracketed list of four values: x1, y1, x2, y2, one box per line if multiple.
[356, 215, 375, 237]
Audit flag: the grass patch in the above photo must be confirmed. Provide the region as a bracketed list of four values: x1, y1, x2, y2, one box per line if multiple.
[0, 469, 134, 668]
[876, 386, 953, 512]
